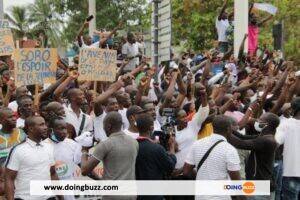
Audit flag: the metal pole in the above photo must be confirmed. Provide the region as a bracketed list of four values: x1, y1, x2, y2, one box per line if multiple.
[153, 0, 160, 67]
[88, 0, 96, 37]
[0, 0, 4, 19]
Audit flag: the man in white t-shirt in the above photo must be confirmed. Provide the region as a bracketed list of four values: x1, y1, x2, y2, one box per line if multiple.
[46, 118, 89, 200]
[64, 88, 93, 137]
[183, 115, 242, 200]
[275, 97, 300, 200]
[93, 78, 128, 141]
[174, 85, 209, 170]
[122, 32, 140, 72]
[5, 116, 60, 200]
[216, 0, 229, 53]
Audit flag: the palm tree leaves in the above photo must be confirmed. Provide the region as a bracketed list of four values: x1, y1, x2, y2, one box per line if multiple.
[5, 6, 30, 38]
[5, 0, 66, 47]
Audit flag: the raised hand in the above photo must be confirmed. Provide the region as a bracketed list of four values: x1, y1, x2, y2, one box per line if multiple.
[68, 70, 79, 80]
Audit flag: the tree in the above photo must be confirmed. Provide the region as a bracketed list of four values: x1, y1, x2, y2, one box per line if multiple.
[28, 0, 65, 47]
[5, 6, 31, 39]
[53, 0, 148, 43]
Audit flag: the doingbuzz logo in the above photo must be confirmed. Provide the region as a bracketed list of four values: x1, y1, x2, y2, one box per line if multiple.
[223, 182, 255, 195]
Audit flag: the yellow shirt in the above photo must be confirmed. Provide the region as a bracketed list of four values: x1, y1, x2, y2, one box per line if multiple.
[198, 123, 213, 139]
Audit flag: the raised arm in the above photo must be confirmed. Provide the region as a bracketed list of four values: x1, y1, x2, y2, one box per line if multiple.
[40, 73, 68, 102]
[190, 59, 208, 74]
[270, 76, 295, 114]
[94, 78, 124, 115]
[258, 14, 273, 27]
[176, 71, 187, 108]
[191, 84, 209, 126]
[238, 34, 248, 61]
[77, 22, 89, 47]
[99, 22, 123, 47]
[161, 71, 178, 109]
[218, 0, 228, 20]
[271, 64, 290, 97]
[53, 70, 79, 102]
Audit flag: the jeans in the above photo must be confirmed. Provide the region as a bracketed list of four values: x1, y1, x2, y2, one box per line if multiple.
[247, 195, 272, 200]
[273, 160, 283, 200]
[282, 177, 300, 200]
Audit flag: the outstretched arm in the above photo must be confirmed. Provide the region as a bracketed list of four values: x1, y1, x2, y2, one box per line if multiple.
[218, 0, 228, 20]
[258, 14, 273, 27]
[77, 22, 89, 47]
[99, 22, 123, 47]
[94, 78, 124, 115]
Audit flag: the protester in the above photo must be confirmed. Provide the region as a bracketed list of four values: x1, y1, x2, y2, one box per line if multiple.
[8, 86, 29, 113]
[124, 105, 144, 139]
[229, 112, 280, 199]
[45, 117, 86, 200]
[5, 116, 61, 200]
[216, 0, 230, 53]
[135, 113, 176, 200]
[16, 95, 34, 128]
[81, 112, 138, 199]
[122, 32, 140, 72]
[0, 108, 26, 196]
[183, 115, 243, 200]
[63, 88, 93, 136]
[248, 4, 273, 56]
[276, 97, 300, 200]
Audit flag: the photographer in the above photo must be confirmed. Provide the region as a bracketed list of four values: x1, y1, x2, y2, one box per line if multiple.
[135, 113, 176, 200]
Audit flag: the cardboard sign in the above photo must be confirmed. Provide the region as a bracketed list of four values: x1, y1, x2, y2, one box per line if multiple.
[14, 48, 58, 86]
[20, 39, 39, 48]
[0, 29, 15, 56]
[0, 19, 9, 29]
[78, 48, 117, 82]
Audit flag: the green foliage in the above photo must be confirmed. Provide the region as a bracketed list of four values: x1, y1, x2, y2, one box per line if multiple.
[172, 0, 299, 64]
[53, 0, 148, 44]
[5, 6, 30, 39]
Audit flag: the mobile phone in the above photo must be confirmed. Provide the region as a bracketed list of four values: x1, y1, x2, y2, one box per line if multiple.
[86, 15, 94, 22]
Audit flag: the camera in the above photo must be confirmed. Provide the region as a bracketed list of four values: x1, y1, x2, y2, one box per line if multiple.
[152, 108, 177, 150]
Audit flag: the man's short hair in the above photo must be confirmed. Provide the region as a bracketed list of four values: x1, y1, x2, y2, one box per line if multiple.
[264, 112, 280, 130]
[291, 97, 300, 114]
[17, 95, 33, 106]
[136, 113, 153, 134]
[0, 107, 13, 119]
[103, 111, 123, 131]
[212, 115, 232, 134]
[24, 115, 42, 132]
[126, 105, 144, 119]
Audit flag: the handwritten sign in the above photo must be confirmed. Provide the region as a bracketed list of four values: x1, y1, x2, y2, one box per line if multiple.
[0, 29, 15, 56]
[0, 19, 9, 29]
[78, 48, 117, 82]
[14, 48, 58, 86]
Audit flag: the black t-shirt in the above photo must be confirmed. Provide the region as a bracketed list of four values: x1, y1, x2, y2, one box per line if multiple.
[135, 139, 176, 200]
[244, 135, 277, 190]
[135, 139, 176, 180]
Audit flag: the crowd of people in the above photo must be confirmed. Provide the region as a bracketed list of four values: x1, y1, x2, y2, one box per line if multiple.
[0, 1, 299, 200]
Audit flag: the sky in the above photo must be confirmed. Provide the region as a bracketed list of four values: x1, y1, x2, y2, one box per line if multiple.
[3, 0, 34, 11]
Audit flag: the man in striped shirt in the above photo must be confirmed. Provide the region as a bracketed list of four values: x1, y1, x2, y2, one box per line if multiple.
[183, 115, 244, 200]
